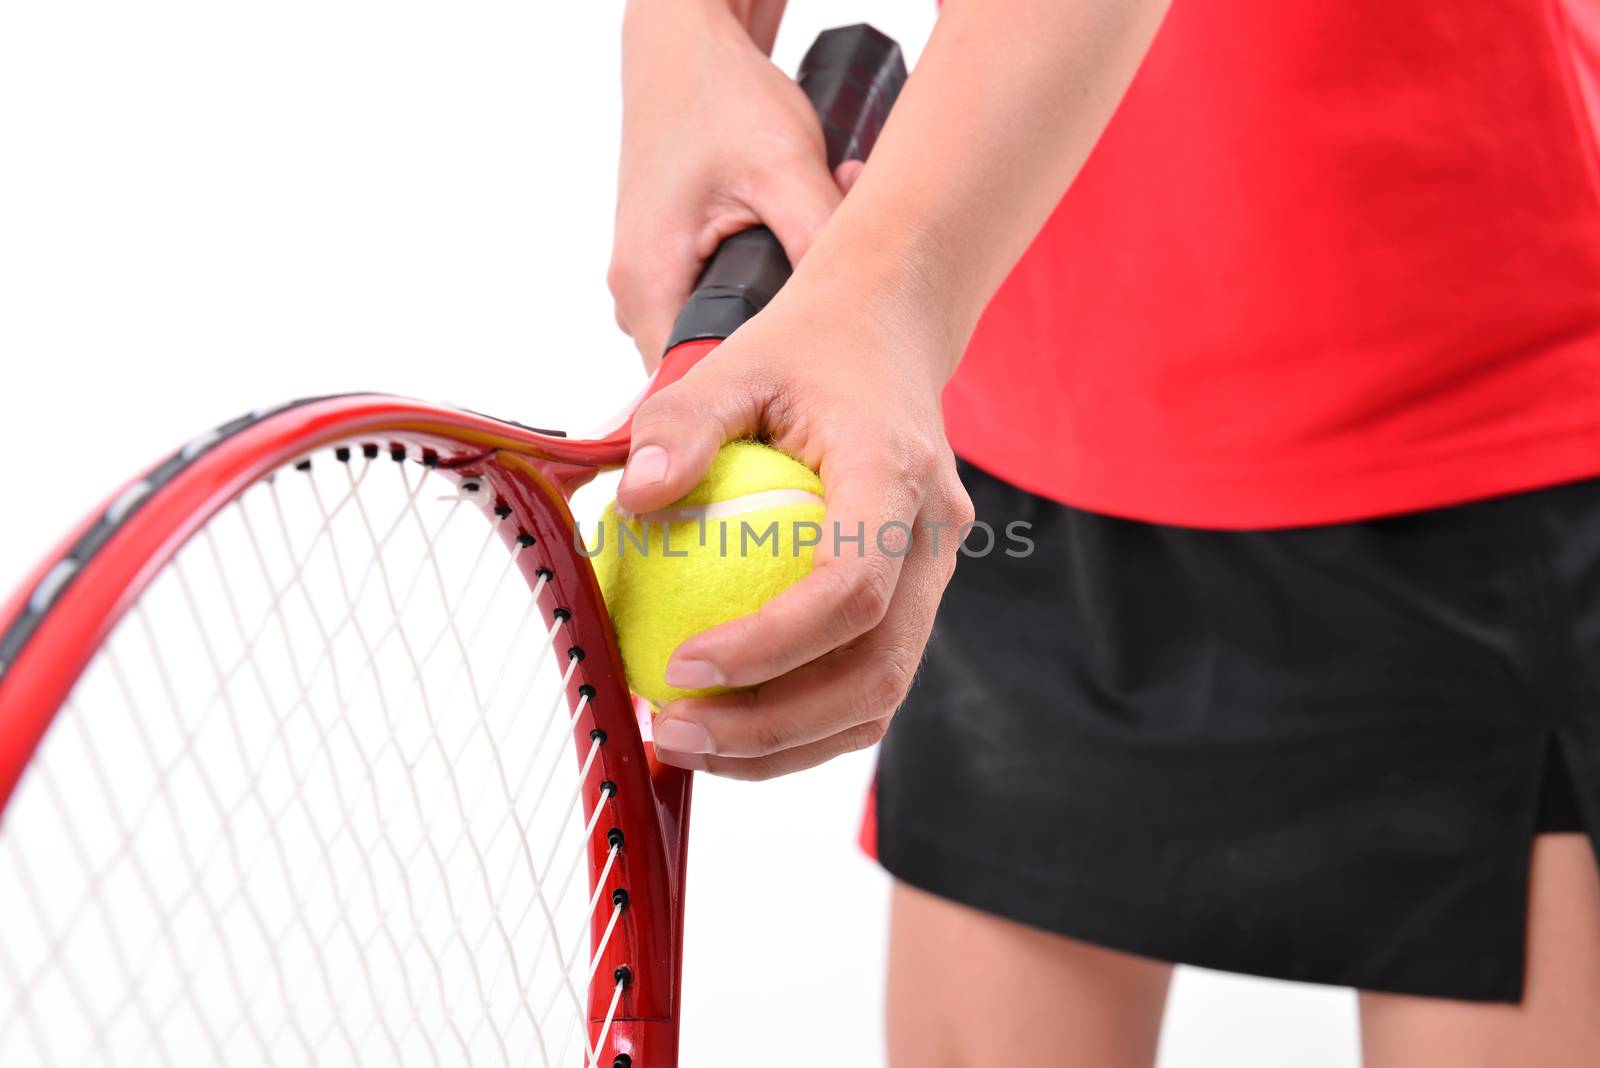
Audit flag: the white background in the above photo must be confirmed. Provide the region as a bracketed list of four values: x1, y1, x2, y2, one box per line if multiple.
[0, 2, 1359, 1064]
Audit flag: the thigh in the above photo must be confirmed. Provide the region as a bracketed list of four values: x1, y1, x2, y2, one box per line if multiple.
[1359, 834, 1600, 1068]
[887, 881, 1173, 1068]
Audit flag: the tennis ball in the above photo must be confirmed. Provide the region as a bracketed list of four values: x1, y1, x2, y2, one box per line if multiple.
[592, 441, 824, 708]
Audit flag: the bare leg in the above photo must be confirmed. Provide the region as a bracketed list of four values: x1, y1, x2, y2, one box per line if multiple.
[1360, 833, 1600, 1068]
[886, 881, 1173, 1068]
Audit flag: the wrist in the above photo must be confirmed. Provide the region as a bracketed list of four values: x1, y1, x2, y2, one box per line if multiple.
[623, 0, 751, 40]
[621, 0, 751, 129]
[786, 232, 971, 388]
[621, 0, 768, 92]
[791, 219, 977, 385]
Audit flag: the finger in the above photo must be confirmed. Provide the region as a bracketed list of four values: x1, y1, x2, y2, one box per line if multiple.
[662, 720, 891, 781]
[834, 159, 865, 195]
[610, 269, 697, 367]
[752, 159, 843, 268]
[608, 224, 707, 363]
[629, 290, 690, 369]
[655, 546, 945, 764]
[609, 291, 686, 366]
[666, 452, 927, 687]
[616, 359, 764, 513]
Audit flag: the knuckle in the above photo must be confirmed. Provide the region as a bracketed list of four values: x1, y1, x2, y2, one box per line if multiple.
[718, 167, 763, 209]
[605, 258, 634, 303]
[899, 434, 938, 475]
[754, 140, 819, 182]
[950, 489, 977, 531]
[631, 389, 699, 436]
[874, 424, 938, 474]
[848, 717, 891, 750]
[871, 446, 921, 490]
[713, 613, 763, 664]
[746, 717, 792, 758]
[858, 651, 916, 717]
[832, 560, 894, 636]
[712, 755, 781, 782]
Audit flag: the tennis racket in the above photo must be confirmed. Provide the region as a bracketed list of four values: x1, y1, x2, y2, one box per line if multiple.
[0, 24, 905, 1068]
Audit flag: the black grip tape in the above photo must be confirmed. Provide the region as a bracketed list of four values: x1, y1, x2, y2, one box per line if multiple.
[664, 24, 907, 351]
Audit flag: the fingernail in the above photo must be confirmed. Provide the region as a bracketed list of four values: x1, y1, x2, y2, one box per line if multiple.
[664, 658, 724, 690]
[654, 718, 715, 756]
[619, 445, 669, 493]
[655, 747, 707, 772]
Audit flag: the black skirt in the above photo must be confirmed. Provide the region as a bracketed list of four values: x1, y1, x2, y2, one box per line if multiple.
[872, 459, 1600, 1002]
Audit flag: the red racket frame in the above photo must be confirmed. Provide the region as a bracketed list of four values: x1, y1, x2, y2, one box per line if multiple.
[0, 22, 906, 1059]
[0, 339, 716, 1068]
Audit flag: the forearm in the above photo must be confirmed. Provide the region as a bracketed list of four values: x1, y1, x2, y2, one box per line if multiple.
[624, 0, 787, 54]
[797, 0, 1172, 375]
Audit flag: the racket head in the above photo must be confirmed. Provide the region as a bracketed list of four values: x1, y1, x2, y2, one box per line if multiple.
[0, 394, 688, 1067]
[0, 21, 910, 1063]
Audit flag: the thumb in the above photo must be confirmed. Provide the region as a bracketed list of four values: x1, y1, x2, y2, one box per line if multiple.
[616, 360, 763, 513]
[834, 159, 865, 195]
[754, 159, 844, 268]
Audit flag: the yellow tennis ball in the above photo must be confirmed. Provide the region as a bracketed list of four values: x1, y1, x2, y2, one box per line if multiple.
[592, 441, 824, 708]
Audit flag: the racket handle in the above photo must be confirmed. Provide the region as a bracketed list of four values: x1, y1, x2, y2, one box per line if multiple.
[662, 24, 907, 352]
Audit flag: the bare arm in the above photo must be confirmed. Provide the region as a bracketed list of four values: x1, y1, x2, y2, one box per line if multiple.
[611, 0, 832, 360]
[726, 0, 788, 54]
[806, 0, 1172, 369]
[613, 0, 1171, 778]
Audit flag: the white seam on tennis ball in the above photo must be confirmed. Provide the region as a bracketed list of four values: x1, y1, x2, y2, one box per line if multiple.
[633, 488, 824, 525]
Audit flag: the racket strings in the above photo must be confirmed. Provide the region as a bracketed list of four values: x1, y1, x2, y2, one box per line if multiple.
[0, 447, 620, 1067]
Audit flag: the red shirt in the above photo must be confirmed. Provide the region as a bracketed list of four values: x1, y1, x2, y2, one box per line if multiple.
[943, 1, 1600, 528]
